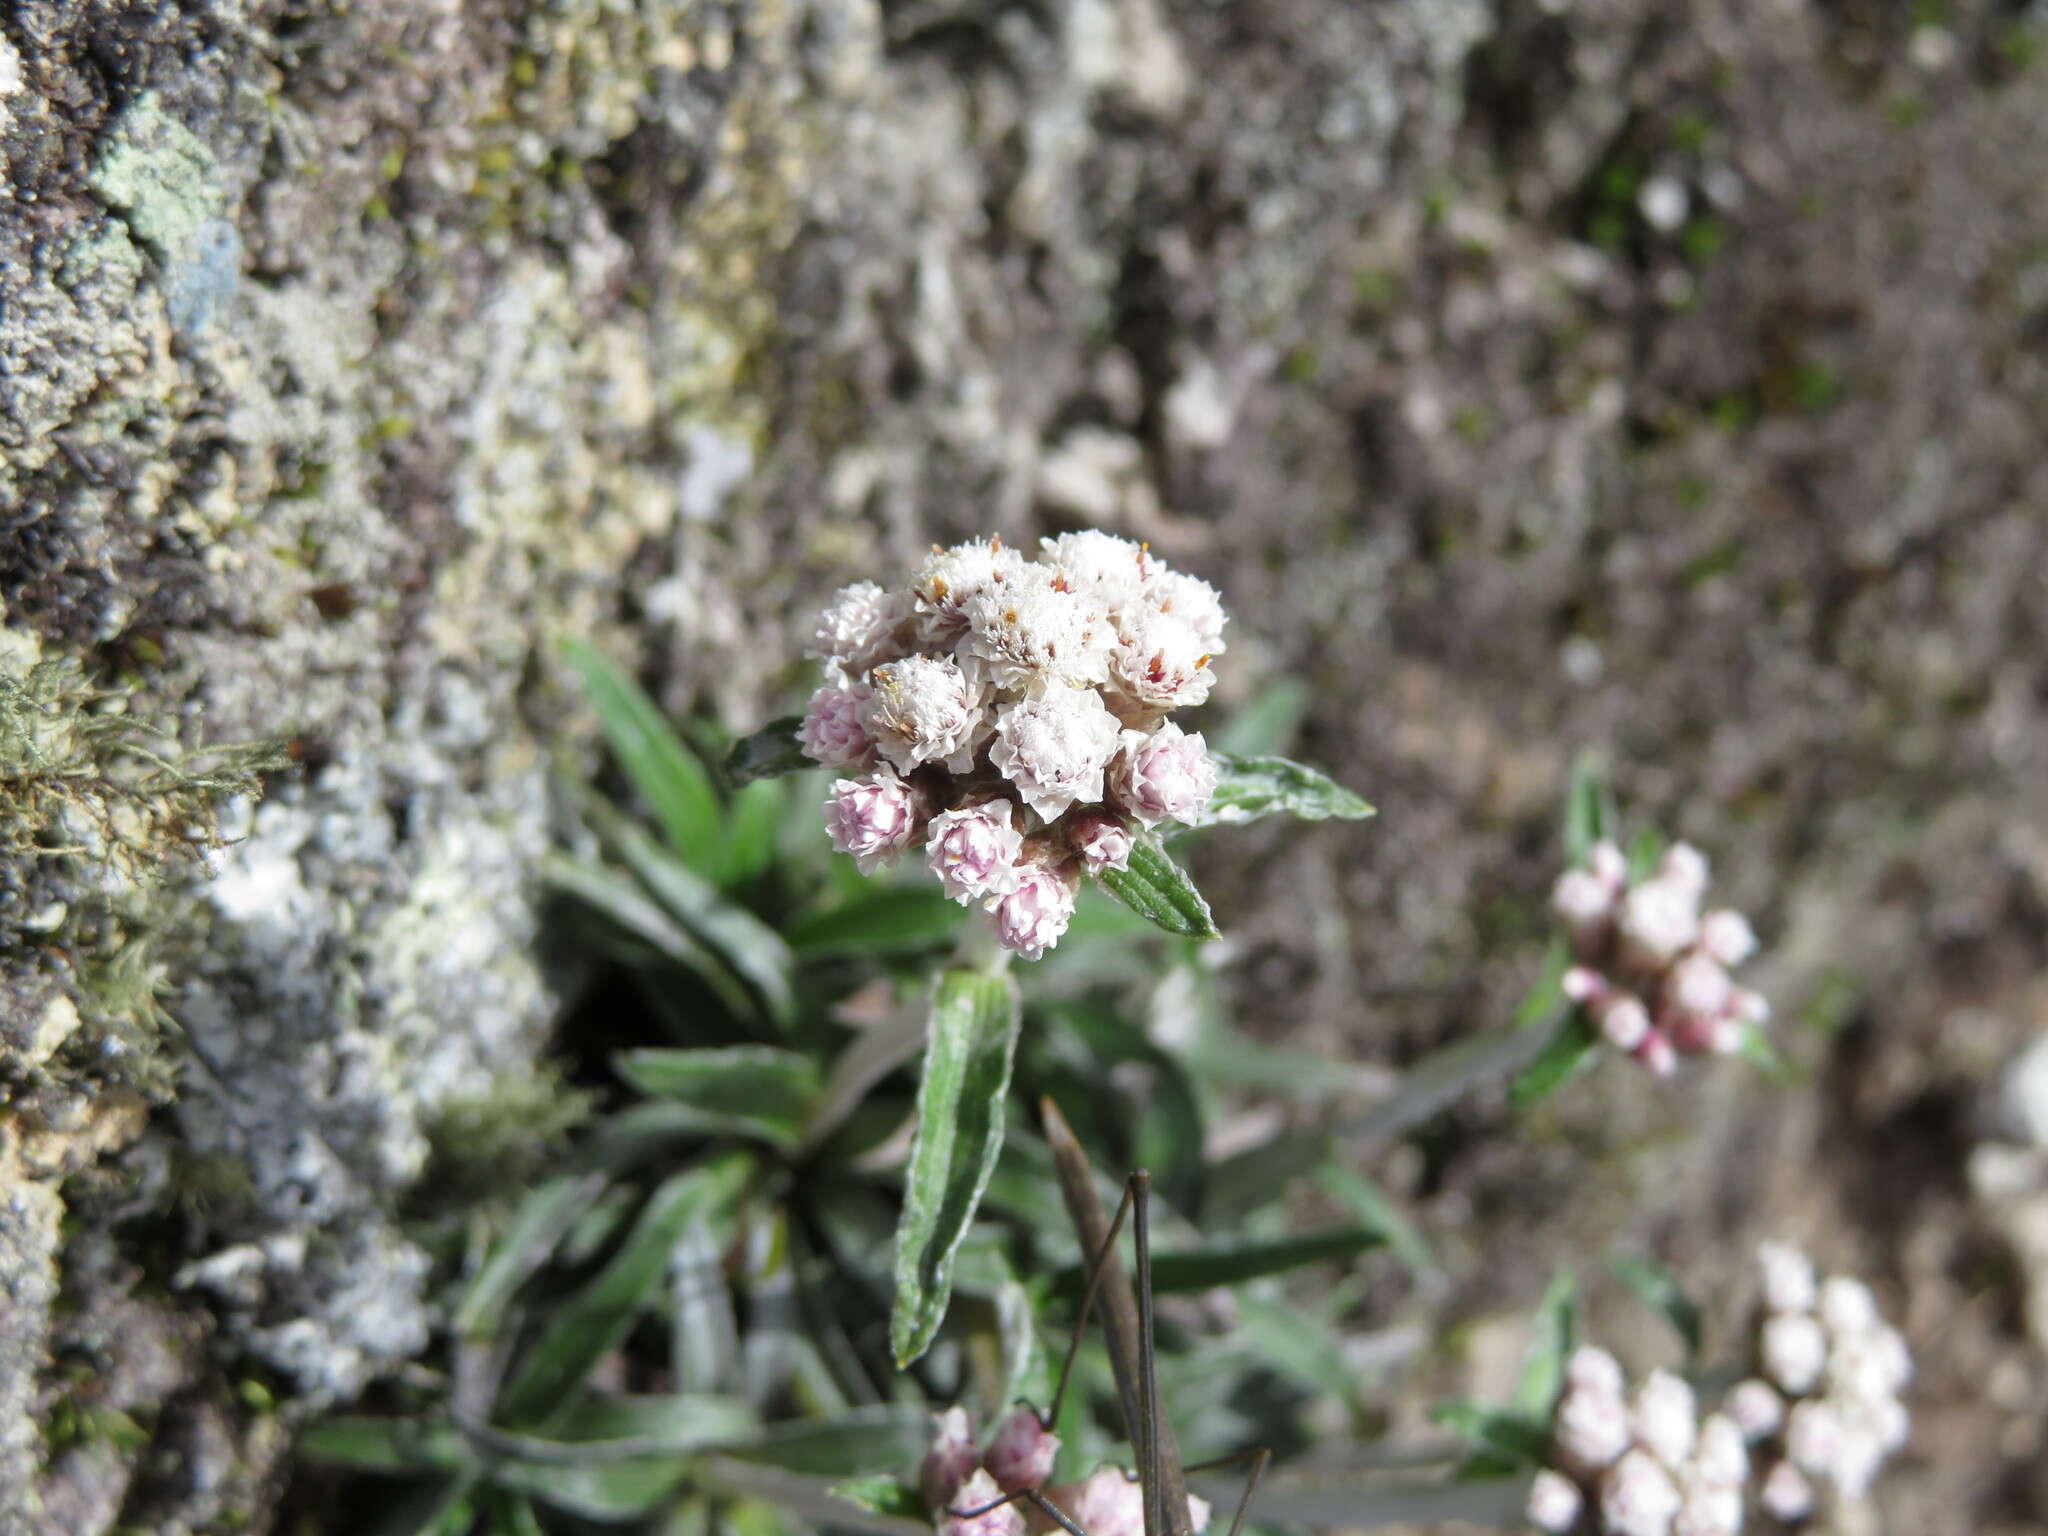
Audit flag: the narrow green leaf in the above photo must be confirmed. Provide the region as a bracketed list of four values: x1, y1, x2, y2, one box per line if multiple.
[786, 886, 966, 958]
[1191, 753, 1375, 828]
[1514, 1271, 1578, 1420]
[721, 778, 786, 890]
[1562, 751, 1617, 866]
[1097, 835, 1220, 940]
[299, 1416, 466, 1473]
[1051, 1225, 1383, 1296]
[1315, 1164, 1438, 1279]
[493, 1456, 691, 1520]
[827, 1476, 928, 1521]
[1235, 1293, 1358, 1400]
[592, 804, 796, 1026]
[543, 855, 756, 1021]
[715, 1405, 933, 1477]
[1205, 1127, 1334, 1225]
[1431, 1400, 1550, 1469]
[889, 970, 1023, 1366]
[1514, 938, 1573, 1028]
[497, 1154, 751, 1427]
[543, 1394, 757, 1450]
[1625, 826, 1667, 881]
[454, 1173, 606, 1338]
[1508, 1009, 1600, 1109]
[1609, 1253, 1702, 1358]
[562, 637, 721, 869]
[726, 717, 811, 786]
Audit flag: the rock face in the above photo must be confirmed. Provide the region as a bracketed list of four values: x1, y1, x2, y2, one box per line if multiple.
[3, 0, 2047, 1531]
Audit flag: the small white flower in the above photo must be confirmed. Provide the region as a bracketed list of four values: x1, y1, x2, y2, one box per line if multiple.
[1563, 965, 1608, 1005]
[864, 654, 989, 774]
[1722, 1379, 1785, 1442]
[962, 563, 1115, 690]
[1140, 567, 1228, 655]
[990, 689, 1124, 821]
[1692, 1414, 1748, 1488]
[912, 536, 1027, 639]
[924, 803, 1025, 905]
[1107, 609, 1216, 716]
[1671, 1479, 1742, 1536]
[1526, 1468, 1584, 1533]
[1817, 1275, 1879, 1340]
[1618, 874, 1701, 970]
[1588, 839, 1629, 890]
[1870, 1391, 1910, 1452]
[1761, 1313, 1828, 1397]
[1632, 1369, 1698, 1472]
[1658, 842, 1710, 895]
[1040, 530, 1150, 605]
[1827, 1327, 1910, 1402]
[824, 772, 920, 874]
[1663, 952, 1733, 1024]
[1636, 1029, 1679, 1078]
[808, 581, 907, 675]
[1829, 1413, 1888, 1499]
[1110, 722, 1217, 827]
[1784, 1398, 1842, 1476]
[1597, 992, 1653, 1053]
[993, 866, 1078, 960]
[800, 680, 875, 768]
[1758, 1460, 1814, 1523]
[1698, 908, 1757, 967]
[1756, 1242, 1818, 1315]
[1731, 988, 1771, 1026]
[1552, 867, 1616, 953]
[1556, 1383, 1633, 1472]
[1566, 1345, 1627, 1400]
[1067, 808, 1136, 875]
[939, 1468, 1024, 1536]
[1600, 1448, 1683, 1536]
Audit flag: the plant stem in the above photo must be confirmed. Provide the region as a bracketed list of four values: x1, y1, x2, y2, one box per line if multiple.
[951, 912, 1013, 977]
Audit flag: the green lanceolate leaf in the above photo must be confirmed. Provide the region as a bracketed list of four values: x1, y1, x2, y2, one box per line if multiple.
[298, 1416, 467, 1473]
[1314, 1164, 1438, 1279]
[889, 969, 1023, 1366]
[1514, 1270, 1579, 1419]
[1097, 834, 1220, 940]
[614, 1047, 821, 1150]
[1609, 1253, 1702, 1358]
[497, 1154, 752, 1427]
[1190, 753, 1375, 828]
[542, 855, 757, 1022]
[726, 717, 811, 786]
[1431, 1400, 1552, 1472]
[561, 637, 721, 871]
[1508, 1009, 1600, 1109]
[454, 1172, 607, 1339]
[715, 1404, 934, 1477]
[1050, 1225, 1384, 1297]
[1562, 751, 1618, 866]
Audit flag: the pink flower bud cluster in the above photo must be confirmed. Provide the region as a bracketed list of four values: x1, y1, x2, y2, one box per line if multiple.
[804, 533, 1226, 959]
[1551, 839, 1768, 1077]
[1735, 1243, 1911, 1519]
[1526, 1253, 1911, 1536]
[921, 1406, 1061, 1536]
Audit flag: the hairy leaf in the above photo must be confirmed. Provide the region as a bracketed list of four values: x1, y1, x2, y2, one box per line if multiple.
[1191, 753, 1375, 827]
[614, 1047, 821, 1150]
[726, 717, 812, 786]
[562, 637, 721, 870]
[1097, 834, 1219, 940]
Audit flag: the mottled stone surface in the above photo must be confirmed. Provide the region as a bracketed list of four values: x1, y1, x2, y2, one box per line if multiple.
[3, 0, 2047, 1530]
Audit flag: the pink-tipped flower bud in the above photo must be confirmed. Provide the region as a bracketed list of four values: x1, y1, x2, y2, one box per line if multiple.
[1692, 1414, 1748, 1488]
[1618, 876, 1701, 972]
[1067, 808, 1136, 875]
[1110, 722, 1217, 827]
[1672, 1478, 1743, 1536]
[1567, 1345, 1627, 1399]
[1723, 1378, 1786, 1442]
[1596, 992, 1653, 1053]
[1556, 1383, 1633, 1472]
[801, 681, 876, 768]
[925, 803, 1026, 905]
[1047, 1467, 1145, 1536]
[825, 772, 919, 874]
[1762, 1313, 1828, 1396]
[1758, 1459, 1814, 1523]
[1589, 839, 1629, 890]
[1631, 1370, 1698, 1472]
[922, 1407, 981, 1512]
[1600, 1448, 1683, 1536]
[1757, 1242, 1818, 1315]
[1553, 868, 1617, 956]
[1817, 1275, 1880, 1340]
[1658, 842, 1710, 895]
[1563, 966, 1609, 1005]
[1526, 1468, 1585, 1533]
[939, 1469, 1023, 1536]
[1663, 952, 1733, 1025]
[984, 1407, 1060, 1495]
[993, 866, 1078, 961]
[1698, 908, 1757, 967]
[1784, 1399, 1842, 1477]
[1635, 1029, 1678, 1078]
[1732, 988, 1771, 1026]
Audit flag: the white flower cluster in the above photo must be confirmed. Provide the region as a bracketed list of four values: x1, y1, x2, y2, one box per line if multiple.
[1550, 839, 1769, 1076]
[1526, 1251, 1911, 1536]
[802, 533, 1225, 959]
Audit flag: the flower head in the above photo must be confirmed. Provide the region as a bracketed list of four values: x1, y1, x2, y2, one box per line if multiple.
[800, 680, 875, 768]
[983, 1407, 1060, 1494]
[1066, 808, 1135, 875]
[1600, 1448, 1682, 1536]
[1107, 610, 1216, 718]
[1110, 722, 1217, 827]
[865, 654, 989, 774]
[824, 772, 919, 874]
[993, 866, 1078, 960]
[1141, 568, 1228, 655]
[963, 563, 1115, 691]
[809, 581, 907, 676]
[1040, 530, 1150, 606]
[938, 1469, 1023, 1536]
[1526, 1468, 1584, 1534]
[925, 802, 1025, 905]
[1631, 1369, 1697, 1472]
[990, 690, 1124, 822]
[912, 537, 1027, 641]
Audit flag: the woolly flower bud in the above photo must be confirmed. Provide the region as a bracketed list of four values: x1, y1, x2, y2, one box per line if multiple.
[1731, 988, 1771, 1026]
[1672, 1478, 1742, 1536]
[1817, 1276, 1879, 1340]
[825, 772, 918, 874]
[1631, 1370, 1698, 1472]
[994, 866, 1078, 960]
[1692, 1414, 1748, 1488]
[1757, 1242, 1818, 1315]
[1699, 908, 1757, 967]
[940, 1469, 1023, 1536]
[1758, 1460, 1814, 1523]
[1600, 1448, 1683, 1536]
[963, 564, 1114, 690]
[1067, 808, 1135, 875]
[1049, 1468, 1144, 1536]
[1041, 530, 1149, 604]
[1589, 839, 1629, 890]
[1108, 610, 1216, 715]
[1553, 867, 1616, 954]
[801, 680, 875, 768]
[1723, 1379, 1785, 1442]
[990, 690, 1124, 821]
[925, 803, 1025, 905]
[865, 654, 989, 774]
[809, 581, 905, 674]
[922, 1407, 980, 1511]
[1526, 1468, 1584, 1533]
[1563, 966, 1607, 1005]
[1556, 1383, 1633, 1472]
[1142, 568, 1228, 655]
[1597, 992, 1652, 1053]
[913, 537, 1026, 638]
[1663, 952, 1733, 1025]
[984, 1407, 1060, 1494]
[1618, 875, 1701, 971]
[1784, 1399, 1841, 1476]
[1659, 842, 1710, 894]
[1636, 1030, 1678, 1078]
[1567, 1345, 1627, 1399]
[1761, 1313, 1828, 1396]
[1111, 723, 1217, 827]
